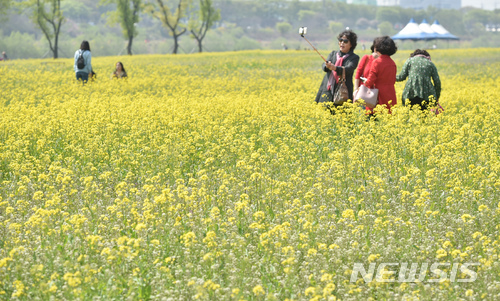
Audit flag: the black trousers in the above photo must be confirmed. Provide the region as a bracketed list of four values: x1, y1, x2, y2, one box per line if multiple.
[405, 96, 430, 110]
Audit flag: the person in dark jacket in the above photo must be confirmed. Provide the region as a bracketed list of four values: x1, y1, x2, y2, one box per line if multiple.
[396, 49, 441, 110]
[315, 29, 360, 108]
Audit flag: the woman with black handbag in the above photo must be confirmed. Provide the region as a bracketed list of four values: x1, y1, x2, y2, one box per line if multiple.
[314, 30, 360, 110]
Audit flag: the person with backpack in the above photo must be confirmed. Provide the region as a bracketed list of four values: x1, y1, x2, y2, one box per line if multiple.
[74, 40, 92, 83]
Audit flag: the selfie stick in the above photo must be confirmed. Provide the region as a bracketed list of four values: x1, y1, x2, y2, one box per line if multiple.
[299, 27, 327, 62]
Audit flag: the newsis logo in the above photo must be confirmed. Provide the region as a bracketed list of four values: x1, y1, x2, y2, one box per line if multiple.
[350, 262, 480, 283]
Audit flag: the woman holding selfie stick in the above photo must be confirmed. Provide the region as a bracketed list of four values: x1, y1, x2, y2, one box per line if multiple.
[314, 29, 360, 108]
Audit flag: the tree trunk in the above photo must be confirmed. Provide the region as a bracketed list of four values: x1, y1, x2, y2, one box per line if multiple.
[54, 34, 58, 58]
[198, 38, 202, 53]
[173, 35, 179, 54]
[127, 36, 133, 55]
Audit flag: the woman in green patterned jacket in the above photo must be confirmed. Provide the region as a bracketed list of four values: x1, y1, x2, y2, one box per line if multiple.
[396, 49, 441, 110]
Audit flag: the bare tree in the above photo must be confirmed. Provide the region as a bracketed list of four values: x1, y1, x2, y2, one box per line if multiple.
[21, 0, 64, 59]
[146, 0, 191, 54]
[188, 0, 220, 53]
[101, 0, 142, 55]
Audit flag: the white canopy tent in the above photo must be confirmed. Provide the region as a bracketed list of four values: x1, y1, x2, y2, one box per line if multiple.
[392, 19, 460, 41]
[418, 19, 440, 39]
[430, 20, 460, 40]
[391, 18, 431, 41]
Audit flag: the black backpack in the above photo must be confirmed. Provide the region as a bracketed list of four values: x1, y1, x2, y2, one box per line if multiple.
[77, 50, 86, 69]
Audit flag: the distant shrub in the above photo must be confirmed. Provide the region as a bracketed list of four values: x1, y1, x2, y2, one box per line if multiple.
[234, 36, 261, 51]
[276, 22, 292, 36]
[1, 31, 42, 59]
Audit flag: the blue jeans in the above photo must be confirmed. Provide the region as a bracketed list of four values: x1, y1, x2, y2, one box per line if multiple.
[76, 71, 89, 83]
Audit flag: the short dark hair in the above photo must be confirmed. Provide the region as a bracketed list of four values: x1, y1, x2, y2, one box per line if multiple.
[410, 49, 430, 58]
[338, 30, 358, 51]
[373, 36, 397, 56]
[80, 40, 91, 51]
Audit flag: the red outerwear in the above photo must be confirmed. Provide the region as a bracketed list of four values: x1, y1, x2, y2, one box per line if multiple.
[355, 54, 375, 83]
[364, 54, 397, 112]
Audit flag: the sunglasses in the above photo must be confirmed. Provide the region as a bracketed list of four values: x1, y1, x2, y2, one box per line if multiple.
[338, 38, 350, 43]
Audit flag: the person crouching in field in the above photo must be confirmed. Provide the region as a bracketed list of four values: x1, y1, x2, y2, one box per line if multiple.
[111, 62, 128, 79]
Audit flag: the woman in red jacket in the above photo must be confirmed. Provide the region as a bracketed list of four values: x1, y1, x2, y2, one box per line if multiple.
[354, 41, 379, 91]
[361, 36, 398, 114]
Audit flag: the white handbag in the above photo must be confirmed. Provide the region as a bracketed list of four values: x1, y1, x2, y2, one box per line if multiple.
[354, 85, 379, 109]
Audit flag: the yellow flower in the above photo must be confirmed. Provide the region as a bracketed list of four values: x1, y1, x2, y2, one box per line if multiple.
[461, 214, 473, 223]
[368, 254, 380, 262]
[305, 286, 316, 296]
[11, 280, 25, 297]
[231, 288, 240, 297]
[472, 232, 482, 239]
[253, 211, 265, 220]
[180, 231, 197, 247]
[281, 257, 295, 265]
[48, 284, 57, 293]
[203, 280, 220, 291]
[442, 241, 452, 248]
[436, 249, 448, 259]
[135, 223, 147, 231]
[63, 272, 82, 287]
[252, 285, 265, 296]
[0, 257, 12, 268]
[342, 209, 355, 219]
[320, 273, 333, 282]
[307, 248, 317, 256]
[322, 282, 336, 297]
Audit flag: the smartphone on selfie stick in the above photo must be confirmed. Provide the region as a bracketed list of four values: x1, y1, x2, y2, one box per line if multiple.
[299, 27, 327, 62]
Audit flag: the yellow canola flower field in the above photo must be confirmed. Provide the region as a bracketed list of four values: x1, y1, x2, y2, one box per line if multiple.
[1, 48, 500, 300]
